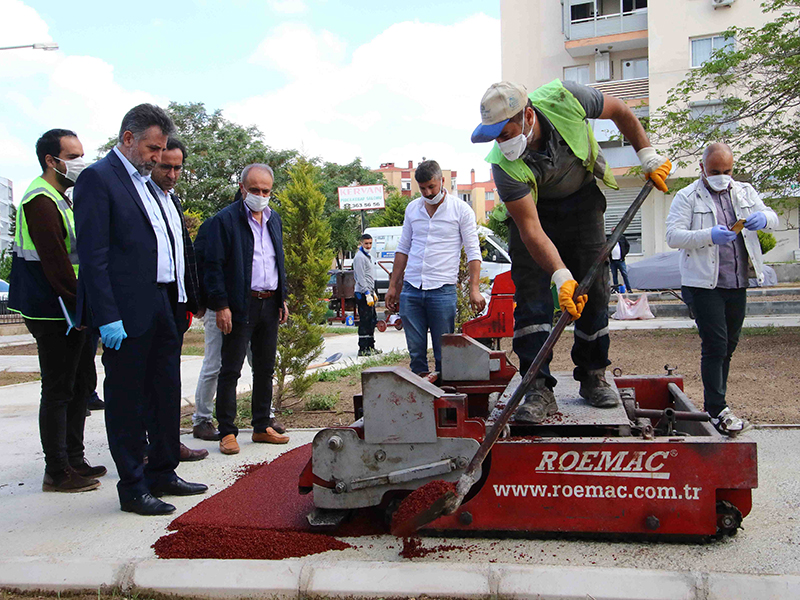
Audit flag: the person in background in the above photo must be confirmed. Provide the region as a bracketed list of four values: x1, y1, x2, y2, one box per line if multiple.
[9, 128, 106, 493]
[353, 233, 379, 356]
[148, 136, 208, 462]
[666, 142, 777, 435]
[609, 233, 632, 293]
[204, 164, 290, 455]
[385, 160, 485, 374]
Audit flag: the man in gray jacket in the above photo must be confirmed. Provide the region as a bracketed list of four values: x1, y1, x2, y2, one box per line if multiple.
[666, 143, 778, 435]
[353, 233, 378, 356]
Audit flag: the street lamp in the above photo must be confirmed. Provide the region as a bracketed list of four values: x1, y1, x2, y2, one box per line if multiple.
[0, 42, 59, 51]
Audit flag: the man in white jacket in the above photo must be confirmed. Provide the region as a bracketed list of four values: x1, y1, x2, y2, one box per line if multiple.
[666, 143, 778, 435]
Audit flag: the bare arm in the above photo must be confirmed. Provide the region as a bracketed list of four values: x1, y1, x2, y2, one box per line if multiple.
[467, 259, 486, 313]
[384, 252, 408, 312]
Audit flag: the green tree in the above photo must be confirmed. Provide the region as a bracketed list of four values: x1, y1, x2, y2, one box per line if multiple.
[328, 209, 362, 268]
[369, 191, 412, 227]
[0, 249, 11, 282]
[99, 102, 299, 218]
[274, 159, 334, 407]
[486, 203, 509, 243]
[652, 0, 800, 208]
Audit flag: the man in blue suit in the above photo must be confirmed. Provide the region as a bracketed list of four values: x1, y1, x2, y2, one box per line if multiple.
[74, 104, 207, 515]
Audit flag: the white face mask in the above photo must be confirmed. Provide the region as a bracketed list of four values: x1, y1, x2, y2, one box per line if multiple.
[423, 185, 445, 205]
[244, 191, 270, 212]
[498, 108, 536, 162]
[54, 156, 87, 183]
[704, 171, 733, 192]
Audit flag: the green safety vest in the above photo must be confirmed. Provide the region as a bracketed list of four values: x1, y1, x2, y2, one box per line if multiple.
[13, 176, 79, 276]
[486, 79, 618, 205]
[7, 177, 79, 321]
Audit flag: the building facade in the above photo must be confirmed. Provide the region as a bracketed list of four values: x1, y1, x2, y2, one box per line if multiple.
[374, 160, 457, 199]
[500, 0, 798, 262]
[458, 169, 499, 224]
[0, 177, 13, 254]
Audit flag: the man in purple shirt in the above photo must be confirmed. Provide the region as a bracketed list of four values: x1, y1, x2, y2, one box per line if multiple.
[205, 163, 290, 455]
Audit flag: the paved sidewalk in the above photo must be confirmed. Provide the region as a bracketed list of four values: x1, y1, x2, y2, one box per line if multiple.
[2, 329, 799, 598]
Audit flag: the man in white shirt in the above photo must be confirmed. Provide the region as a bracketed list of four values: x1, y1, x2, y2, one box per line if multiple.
[385, 160, 486, 374]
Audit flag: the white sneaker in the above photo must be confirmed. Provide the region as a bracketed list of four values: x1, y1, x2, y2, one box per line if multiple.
[711, 407, 752, 436]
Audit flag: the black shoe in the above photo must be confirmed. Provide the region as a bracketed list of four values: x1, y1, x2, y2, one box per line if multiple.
[515, 379, 558, 424]
[577, 369, 620, 408]
[42, 468, 100, 493]
[267, 417, 286, 435]
[120, 493, 176, 515]
[149, 476, 208, 497]
[70, 459, 107, 478]
[87, 394, 105, 410]
[85, 407, 91, 417]
[193, 421, 221, 441]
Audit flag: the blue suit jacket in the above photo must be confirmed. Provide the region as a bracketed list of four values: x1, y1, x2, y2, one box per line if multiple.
[74, 150, 167, 337]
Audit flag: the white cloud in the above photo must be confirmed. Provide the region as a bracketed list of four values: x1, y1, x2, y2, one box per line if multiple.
[226, 13, 501, 187]
[267, 0, 308, 14]
[0, 0, 164, 203]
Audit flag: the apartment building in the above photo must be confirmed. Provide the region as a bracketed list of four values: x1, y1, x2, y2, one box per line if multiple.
[500, 0, 798, 261]
[0, 177, 13, 253]
[458, 169, 499, 224]
[374, 160, 457, 199]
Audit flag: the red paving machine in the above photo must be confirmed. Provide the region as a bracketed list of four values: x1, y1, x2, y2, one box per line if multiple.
[299, 329, 757, 539]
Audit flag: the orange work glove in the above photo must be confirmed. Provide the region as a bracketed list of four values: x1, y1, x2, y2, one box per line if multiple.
[552, 269, 587, 321]
[636, 147, 672, 193]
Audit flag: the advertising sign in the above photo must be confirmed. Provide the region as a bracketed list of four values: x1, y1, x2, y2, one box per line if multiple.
[338, 184, 385, 211]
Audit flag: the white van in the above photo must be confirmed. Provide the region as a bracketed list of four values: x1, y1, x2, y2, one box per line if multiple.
[363, 225, 511, 296]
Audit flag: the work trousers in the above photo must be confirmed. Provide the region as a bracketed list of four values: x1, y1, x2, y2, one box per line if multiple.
[610, 259, 632, 292]
[508, 181, 611, 389]
[399, 282, 457, 374]
[102, 286, 182, 502]
[216, 295, 279, 438]
[355, 293, 377, 353]
[682, 286, 747, 417]
[25, 319, 93, 474]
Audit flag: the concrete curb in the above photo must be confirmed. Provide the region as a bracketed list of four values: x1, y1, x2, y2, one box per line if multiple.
[2, 557, 799, 599]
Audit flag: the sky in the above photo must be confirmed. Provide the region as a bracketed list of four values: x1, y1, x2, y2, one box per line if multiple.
[1, 0, 501, 204]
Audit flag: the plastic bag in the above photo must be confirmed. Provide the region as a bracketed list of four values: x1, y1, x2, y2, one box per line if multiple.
[612, 293, 655, 320]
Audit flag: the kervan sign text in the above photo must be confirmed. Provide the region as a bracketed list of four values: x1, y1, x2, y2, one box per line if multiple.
[338, 185, 385, 211]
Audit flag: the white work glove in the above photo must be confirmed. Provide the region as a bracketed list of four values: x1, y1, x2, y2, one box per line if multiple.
[636, 147, 672, 193]
[552, 268, 587, 321]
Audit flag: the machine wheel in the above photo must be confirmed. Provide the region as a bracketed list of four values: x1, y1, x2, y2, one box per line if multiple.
[376, 320, 387, 332]
[716, 500, 743, 537]
[394, 318, 403, 330]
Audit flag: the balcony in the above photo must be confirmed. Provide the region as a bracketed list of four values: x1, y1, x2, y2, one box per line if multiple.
[563, 4, 648, 57]
[588, 77, 649, 102]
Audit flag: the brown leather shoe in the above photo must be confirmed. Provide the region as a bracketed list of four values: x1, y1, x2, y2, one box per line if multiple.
[267, 417, 286, 434]
[179, 443, 209, 462]
[252, 427, 290, 444]
[193, 421, 221, 441]
[43, 468, 100, 493]
[219, 434, 240, 455]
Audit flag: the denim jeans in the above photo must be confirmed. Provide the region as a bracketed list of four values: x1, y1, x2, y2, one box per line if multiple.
[399, 282, 456, 374]
[610, 259, 632, 292]
[682, 286, 747, 417]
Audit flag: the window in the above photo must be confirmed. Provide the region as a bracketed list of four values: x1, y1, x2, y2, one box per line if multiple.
[622, 0, 647, 12]
[401, 179, 411, 191]
[689, 100, 737, 132]
[571, 2, 593, 22]
[564, 65, 590, 84]
[691, 35, 734, 68]
[604, 188, 643, 254]
[622, 57, 648, 80]
[485, 191, 495, 201]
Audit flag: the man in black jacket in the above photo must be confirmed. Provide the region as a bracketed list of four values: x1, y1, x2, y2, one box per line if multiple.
[204, 163, 289, 455]
[609, 233, 633, 293]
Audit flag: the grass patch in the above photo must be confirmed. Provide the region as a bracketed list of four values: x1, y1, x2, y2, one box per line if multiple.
[304, 392, 340, 411]
[0, 371, 41, 386]
[323, 325, 358, 335]
[316, 349, 408, 382]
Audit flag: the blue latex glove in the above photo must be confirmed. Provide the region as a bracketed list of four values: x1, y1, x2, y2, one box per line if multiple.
[744, 211, 767, 231]
[711, 225, 737, 245]
[99, 320, 127, 350]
